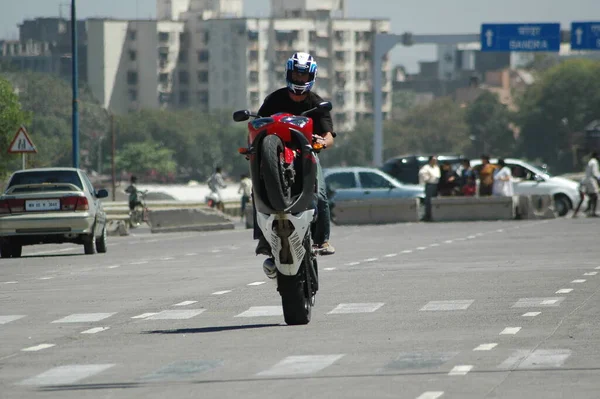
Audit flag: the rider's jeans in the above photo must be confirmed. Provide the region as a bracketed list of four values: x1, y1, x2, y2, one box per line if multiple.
[252, 154, 330, 246]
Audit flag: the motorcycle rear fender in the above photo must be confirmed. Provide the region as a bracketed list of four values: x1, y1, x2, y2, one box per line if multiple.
[250, 130, 317, 215]
[256, 210, 314, 276]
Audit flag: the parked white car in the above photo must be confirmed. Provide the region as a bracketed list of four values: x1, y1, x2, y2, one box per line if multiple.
[470, 158, 582, 216]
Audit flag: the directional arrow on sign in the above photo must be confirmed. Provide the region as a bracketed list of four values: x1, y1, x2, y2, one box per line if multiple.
[575, 27, 584, 45]
[485, 29, 494, 47]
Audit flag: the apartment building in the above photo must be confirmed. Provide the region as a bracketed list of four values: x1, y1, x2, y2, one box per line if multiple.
[86, 19, 184, 111]
[82, 0, 391, 131]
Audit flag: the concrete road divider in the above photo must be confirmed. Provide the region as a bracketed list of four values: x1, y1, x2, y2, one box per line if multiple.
[432, 196, 515, 222]
[517, 195, 556, 219]
[106, 217, 130, 236]
[332, 198, 420, 225]
[148, 208, 235, 233]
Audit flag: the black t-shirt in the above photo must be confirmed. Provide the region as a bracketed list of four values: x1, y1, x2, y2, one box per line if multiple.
[257, 88, 334, 136]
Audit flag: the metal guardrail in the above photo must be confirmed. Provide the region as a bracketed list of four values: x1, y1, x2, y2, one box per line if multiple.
[103, 200, 242, 220]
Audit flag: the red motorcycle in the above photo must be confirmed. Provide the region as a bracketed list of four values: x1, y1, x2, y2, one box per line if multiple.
[233, 101, 332, 325]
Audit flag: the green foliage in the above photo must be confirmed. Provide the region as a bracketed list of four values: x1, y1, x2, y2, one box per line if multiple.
[0, 76, 30, 178]
[116, 141, 177, 176]
[465, 91, 516, 158]
[516, 59, 600, 173]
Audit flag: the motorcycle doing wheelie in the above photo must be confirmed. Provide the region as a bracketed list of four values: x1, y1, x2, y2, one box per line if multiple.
[233, 101, 332, 325]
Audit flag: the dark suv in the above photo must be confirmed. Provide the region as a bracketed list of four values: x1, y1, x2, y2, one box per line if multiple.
[381, 154, 464, 184]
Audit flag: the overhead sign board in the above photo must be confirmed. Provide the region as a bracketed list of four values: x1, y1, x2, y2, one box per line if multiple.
[8, 126, 37, 154]
[481, 23, 561, 52]
[571, 22, 600, 50]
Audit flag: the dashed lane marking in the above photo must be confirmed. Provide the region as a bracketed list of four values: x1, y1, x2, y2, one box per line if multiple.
[256, 355, 344, 377]
[448, 365, 473, 376]
[500, 327, 521, 335]
[474, 343, 497, 351]
[21, 343, 55, 352]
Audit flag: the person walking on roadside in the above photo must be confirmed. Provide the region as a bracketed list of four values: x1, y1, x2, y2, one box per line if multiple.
[238, 173, 252, 221]
[581, 152, 600, 217]
[419, 155, 441, 221]
[478, 154, 496, 197]
[492, 159, 514, 197]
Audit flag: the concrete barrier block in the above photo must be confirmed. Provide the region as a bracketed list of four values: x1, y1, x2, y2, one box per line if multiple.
[332, 198, 420, 225]
[530, 194, 556, 219]
[432, 196, 515, 222]
[148, 208, 235, 233]
[106, 220, 130, 236]
[245, 206, 254, 229]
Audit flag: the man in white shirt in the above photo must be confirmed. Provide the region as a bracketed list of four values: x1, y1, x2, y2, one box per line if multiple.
[418, 155, 441, 221]
[492, 159, 514, 197]
[582, 152, 600, 216]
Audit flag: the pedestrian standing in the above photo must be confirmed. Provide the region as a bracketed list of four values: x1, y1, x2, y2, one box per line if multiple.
[492, 159, 514, 197]
[238, 173, 252, 221]
[582, 152, 600, 217]
[418, 155, 441, 222]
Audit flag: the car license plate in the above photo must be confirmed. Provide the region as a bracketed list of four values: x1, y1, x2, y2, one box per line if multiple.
[26, 199, 60, 211]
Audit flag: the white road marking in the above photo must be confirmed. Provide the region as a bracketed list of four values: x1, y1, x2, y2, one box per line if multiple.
[185, 253, 198, 256]
[235, 306, 283, 317]
[38, 277, 54, 280]
[146, 239, 159, 243]
[512, 297, 564, 307]
[19, 364, 115, 386]
[212, 290, 232, 295]
[81, 327, 110, 334]
[416, 247, 427, 250]
[571, 279, 586, 283]
[429, 243, 440, 247]
[257, 355, 344, 376]
[522, 312, 541, 317]
[131, 313, 158, 319]
[3, 281, 18, 284]
[384, 253, 397, 258]
[364, 258, 378, 262]
[22, 343, 55, 352]
[145, 309, 205, 320]
[416, 392, 444, 399]
[467, 235, 476, 239]
[496, 229, 504, 233]
[474, 343, 497, 351]
[556, 289, 573, 294]
[584, 272, 597, 276]
[130, 261, 148, 265]
[51, 313, 116, 323]
[161, 257, 175, 261]
[324, 267, 336, 271]
[475, 233, 484, 236]
[420, 300, 474, 311]
[173, 301, 198, 307]
[448, 365, 473, 376]
[595, 266, 600, 270]
[500, 327, 521, 335]
[328, 303, 384, 314]
[248, 281, 265, 286]
[28, 247, 77, 256]
[211, 249, 221, 253]
[498, 349, 571, 370]
[346, 262, 360, 266]
[456, 238, 466, 241]
[107, 265, 120, 269]
[0, 315, 25, 324]
[444, 240, 454, 244]
[402, 250, 413, 254]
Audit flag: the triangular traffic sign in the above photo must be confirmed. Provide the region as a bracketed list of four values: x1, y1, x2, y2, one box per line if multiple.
[8, 126, 37, 154]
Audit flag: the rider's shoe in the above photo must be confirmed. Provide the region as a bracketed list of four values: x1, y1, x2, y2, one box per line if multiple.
[255, 235, 272, 256]
[263, 257, 277, 279]
[314, 241, 335, 255]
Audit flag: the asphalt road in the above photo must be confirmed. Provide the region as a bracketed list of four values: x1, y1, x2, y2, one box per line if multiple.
[1, 218, 600, 399]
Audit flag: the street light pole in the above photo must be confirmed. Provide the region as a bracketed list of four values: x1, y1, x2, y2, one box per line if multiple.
[110, 112, 116, 201]
[71, 0, 79, 168]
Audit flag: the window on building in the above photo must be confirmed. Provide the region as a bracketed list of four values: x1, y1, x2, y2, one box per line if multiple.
[127, 71, 138, 85]
[159, 73, 169, 84]
[249, 50, 259, 62]
[158, 32, 170, 42]
[247, 30, 259, 41]
[249, 91, 259, 104]
[128, 89, 137, 101]
[355, 93, 362, 104]
[128, 50, 136, 61]
[178, 71, 189, 84]
[249, 71, 259, 82]
[335, 51, 345, 62]
[178, 50, 188, 63]
[204, 31, 210, 43]
[334, 30, 345, 42]
[198, 50, 209, 62]
[179, 32, 189, 44]
[197, 70, 208, 83]
[335, 91, 345, 106]
[128, 30, 137, 41]
[159, 92, 171, 105]
[197, 91, 209, 105]
[179, 90, 189, 105]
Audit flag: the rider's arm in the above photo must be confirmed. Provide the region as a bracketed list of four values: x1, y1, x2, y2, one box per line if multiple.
[314, 108, 335, 149]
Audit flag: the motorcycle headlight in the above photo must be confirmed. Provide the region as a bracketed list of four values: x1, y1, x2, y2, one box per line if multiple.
[282, 116, 309, 128]
[251, 117, 274, 130]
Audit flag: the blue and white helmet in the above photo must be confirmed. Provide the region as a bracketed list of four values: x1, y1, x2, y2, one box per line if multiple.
[286, 52, 318, 95]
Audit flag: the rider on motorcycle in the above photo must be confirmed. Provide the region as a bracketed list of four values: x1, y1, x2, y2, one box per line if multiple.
[254, 52, 336, 279]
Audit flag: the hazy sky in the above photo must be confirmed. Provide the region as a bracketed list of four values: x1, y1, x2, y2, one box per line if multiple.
[2, 0, 598, 71]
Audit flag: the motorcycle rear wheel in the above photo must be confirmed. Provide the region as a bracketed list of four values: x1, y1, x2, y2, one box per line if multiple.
[277, 238, 315, 325]
[261, 134, 292, 211]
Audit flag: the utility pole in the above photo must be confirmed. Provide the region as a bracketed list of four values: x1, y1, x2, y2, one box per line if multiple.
[71, 0, 79, 168]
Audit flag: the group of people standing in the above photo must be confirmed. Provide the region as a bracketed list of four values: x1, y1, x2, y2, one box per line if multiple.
[418, 155, 515, 221]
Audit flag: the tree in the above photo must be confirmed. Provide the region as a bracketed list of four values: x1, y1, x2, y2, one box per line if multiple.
[465, 91, 516, 158]
[0, 77, 30, 178]
[116, 140, 177, 177]
[516, 59, 600, 173]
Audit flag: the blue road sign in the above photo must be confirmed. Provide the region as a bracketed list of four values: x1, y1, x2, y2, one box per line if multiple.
[480, 23, 561, 52]
[571, 22, 600, 50]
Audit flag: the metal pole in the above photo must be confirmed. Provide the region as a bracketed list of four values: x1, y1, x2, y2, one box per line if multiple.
[111, 112, 116, 201]
[22, 154, 25, 170]
[71, 0, 79, 168]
